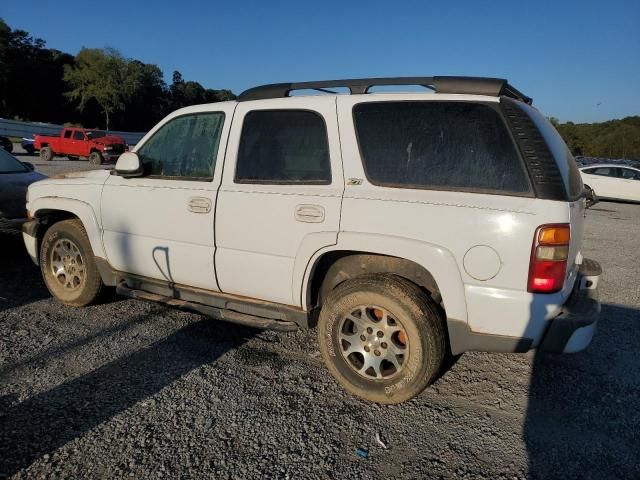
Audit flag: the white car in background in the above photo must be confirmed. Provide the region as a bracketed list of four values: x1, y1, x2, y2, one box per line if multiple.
[579, 164, 640, 202]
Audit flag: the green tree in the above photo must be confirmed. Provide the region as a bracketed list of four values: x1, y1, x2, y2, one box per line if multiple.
[0, 19, 11, 113]
[169, 70, 236, 111]
[0, 19, 76, 122]
[117, 61, 168, 130]
[1, 18, 236, 130]
[555, 116, 640, 160]
[64, 47, 140, 130]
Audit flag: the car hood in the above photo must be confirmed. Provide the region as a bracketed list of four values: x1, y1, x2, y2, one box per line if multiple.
[0, 170, 47, 219]
[91, 135, 125, 145]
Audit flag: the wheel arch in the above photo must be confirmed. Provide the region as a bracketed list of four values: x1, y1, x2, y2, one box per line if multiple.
[30, 197, 106, 260]
[300, 233, 468, 326]
[308, 252, 443, 311]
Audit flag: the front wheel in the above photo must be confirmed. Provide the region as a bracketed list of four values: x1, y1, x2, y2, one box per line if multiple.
[89, 151, 103, 166]
[318, 274, 446, 404]
[40, 219, 104, 306]
[40, 146, 53, 162]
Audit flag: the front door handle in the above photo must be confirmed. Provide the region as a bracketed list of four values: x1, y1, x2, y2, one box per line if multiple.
[188, 197, 212, 214]
[295, 204, 325, 223]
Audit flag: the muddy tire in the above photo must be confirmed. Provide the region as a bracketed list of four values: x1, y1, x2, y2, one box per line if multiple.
[40, 219, 103, 307]
[318, 274, 446, 404]
[89, 151, 103, 166]
[40, 146, 53, 162]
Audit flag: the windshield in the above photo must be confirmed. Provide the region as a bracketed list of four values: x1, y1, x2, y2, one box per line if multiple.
[86, 130, 107, 139]
[0, 149, 28, 173]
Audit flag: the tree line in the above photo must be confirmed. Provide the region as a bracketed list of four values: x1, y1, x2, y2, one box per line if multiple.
[0, 18, 234, 132]
[550, 116, 640, 160]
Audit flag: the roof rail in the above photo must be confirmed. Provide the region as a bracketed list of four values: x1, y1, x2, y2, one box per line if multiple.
[238, 76, 533, 104]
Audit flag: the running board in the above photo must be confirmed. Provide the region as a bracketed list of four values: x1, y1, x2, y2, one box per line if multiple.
[116, 283, 299, 332]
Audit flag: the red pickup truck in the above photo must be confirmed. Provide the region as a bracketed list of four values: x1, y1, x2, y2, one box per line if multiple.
[34, 128, 127, 165]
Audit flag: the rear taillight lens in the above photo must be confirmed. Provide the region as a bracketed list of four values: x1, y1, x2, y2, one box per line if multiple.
[528, 224, 570, 294]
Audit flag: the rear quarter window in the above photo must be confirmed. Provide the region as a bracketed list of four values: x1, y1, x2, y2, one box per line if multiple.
[353, 102, 531, 194]
[516, 103, 584, 200]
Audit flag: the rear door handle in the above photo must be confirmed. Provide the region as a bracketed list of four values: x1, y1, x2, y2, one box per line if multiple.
[188, 197, 212, 214]
[295, 204, 325, 223]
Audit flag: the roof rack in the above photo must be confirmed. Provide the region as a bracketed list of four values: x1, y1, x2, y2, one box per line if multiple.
[238, 76, 532, 105]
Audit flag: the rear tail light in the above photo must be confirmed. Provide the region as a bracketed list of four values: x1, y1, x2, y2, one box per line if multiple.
[527, 224, 570, 294]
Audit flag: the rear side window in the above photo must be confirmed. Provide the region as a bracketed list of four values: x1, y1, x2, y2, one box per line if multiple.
[63, 130, 72, 139]
[586, 167, 618, 177]
[235, 110, 331, 184]
[353, 102, 530, 194]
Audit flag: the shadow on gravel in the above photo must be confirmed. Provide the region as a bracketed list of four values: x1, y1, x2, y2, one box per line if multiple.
[0, 306, 166, 381]
[0, 318, 255, 477]
[0, 233, 49, 313]
[524, 303, 640, 479]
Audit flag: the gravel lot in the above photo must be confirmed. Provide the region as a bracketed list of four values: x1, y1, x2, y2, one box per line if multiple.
[1, 147, 639, 479]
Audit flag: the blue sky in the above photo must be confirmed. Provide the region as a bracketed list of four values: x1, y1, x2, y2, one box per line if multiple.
[3, 0, 639, 123]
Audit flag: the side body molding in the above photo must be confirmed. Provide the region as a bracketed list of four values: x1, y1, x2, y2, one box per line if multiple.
[298, 232, 468, 324]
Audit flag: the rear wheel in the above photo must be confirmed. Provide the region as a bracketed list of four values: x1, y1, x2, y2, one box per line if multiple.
[89, 151, 103, 166]
[40, 219, 104, 306]
[40, 146, 53, 162]
[318, 274, 446, 404]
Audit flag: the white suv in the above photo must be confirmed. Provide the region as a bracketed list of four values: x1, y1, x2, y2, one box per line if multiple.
[23, 76, 601, 403]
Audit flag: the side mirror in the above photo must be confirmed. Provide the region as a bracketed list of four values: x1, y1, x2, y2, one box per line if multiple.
[583, 185, 598, 209]
[114, 152, 143, 178]
[22, 161, 35, 171]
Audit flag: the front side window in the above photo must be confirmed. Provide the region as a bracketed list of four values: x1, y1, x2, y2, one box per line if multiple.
[137, 113, 225, 179]
[73, 131, 85, 140]
[353, 102, 530, 194]
[235, 110, 331, 184]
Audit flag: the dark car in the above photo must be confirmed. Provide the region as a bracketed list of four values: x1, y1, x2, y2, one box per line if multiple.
[21, 137, 36, 155]
[0, 135, 13, 153]
[0, 148, 46, 232]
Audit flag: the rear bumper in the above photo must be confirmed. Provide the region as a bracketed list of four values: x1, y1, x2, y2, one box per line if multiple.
[449, 258, 601, 355]
[538, 258, 601, 353]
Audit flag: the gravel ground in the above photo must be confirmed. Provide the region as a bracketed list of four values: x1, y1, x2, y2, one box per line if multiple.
[1, 149, 639, 479]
